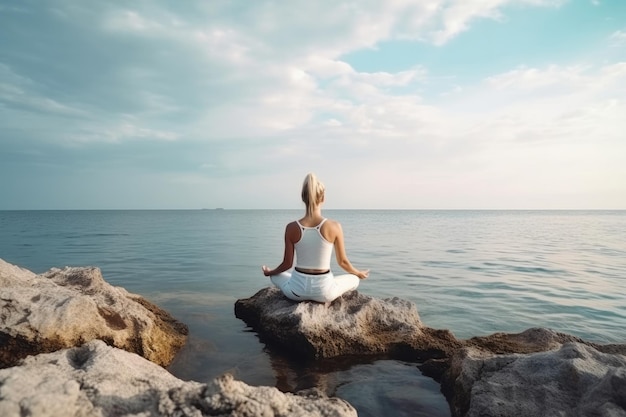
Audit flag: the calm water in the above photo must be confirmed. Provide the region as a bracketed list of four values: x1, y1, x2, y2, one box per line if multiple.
[2, 210, 625, 416]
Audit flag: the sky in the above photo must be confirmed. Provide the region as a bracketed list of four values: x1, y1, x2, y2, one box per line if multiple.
[0, 0, 625, 210]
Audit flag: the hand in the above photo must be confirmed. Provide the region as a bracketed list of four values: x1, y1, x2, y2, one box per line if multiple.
[261, 265, 271, 276]
[357, 269, 369, 280]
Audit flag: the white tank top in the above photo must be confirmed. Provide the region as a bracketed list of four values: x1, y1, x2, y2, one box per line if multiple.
[294, 219, 333, 270]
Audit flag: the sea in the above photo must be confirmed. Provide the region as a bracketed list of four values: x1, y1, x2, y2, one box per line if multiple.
[1, 209, 625, 417]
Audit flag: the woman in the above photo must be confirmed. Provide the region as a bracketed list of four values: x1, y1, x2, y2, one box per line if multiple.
[262, 173, 369, 303]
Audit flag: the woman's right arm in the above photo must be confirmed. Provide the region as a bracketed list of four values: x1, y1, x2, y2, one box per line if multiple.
[262, 222, 298, 276]
[329, 221, 369, 279]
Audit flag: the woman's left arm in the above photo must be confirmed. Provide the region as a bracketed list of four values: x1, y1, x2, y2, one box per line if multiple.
[327, 221, 369, 279]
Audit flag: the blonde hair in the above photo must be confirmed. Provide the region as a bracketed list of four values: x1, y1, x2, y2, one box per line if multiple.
[301, 173, 325, 216]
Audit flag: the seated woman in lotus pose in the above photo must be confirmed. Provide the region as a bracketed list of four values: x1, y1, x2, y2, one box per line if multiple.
[262, 173, 369, 303]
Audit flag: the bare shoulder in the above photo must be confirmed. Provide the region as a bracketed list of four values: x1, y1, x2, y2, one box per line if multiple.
[286, 221, 300, 233]
[321, 218, 342, 241]
[323, 218, 341, 229]
[285, 221, 300, 238]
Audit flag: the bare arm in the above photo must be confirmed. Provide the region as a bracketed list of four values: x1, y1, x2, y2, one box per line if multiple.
[262, 222, 297, 276]
[327, 221, 369, 279]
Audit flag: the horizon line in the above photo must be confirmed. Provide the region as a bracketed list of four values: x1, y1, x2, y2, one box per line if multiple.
[1, 208, 625, 211]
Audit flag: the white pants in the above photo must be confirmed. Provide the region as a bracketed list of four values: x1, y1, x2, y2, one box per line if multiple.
[270, 269, 359, 303]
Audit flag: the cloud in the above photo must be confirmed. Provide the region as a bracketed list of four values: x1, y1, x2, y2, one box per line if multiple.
[67, 121, 180, 144]
[0, 0, 624, 208]
[454, 63, 626, 145]
[429, 0, 566, 45]
[0, 0, 570, 146]
[0, 64, 85, 117]
[609, 29, 626, 47]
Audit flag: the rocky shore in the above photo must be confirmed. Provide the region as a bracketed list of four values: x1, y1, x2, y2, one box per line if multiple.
[236, 287, 626, 417]
[2, 258, 625, 416]
[0, 340, 356, 417]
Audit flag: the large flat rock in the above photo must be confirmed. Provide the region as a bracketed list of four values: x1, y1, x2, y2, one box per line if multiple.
[235, 287, 461, 361]
[0, 339, 357, 417]
[0, 258, 187, 367]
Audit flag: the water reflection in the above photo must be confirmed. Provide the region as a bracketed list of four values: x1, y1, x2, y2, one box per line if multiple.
[168, 318, 451, 417]
[266, 353, 450, 417]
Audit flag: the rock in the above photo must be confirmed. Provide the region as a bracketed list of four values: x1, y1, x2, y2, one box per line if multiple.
[464, 326, 592, 354]
[0, 258, 187, 368]
[443, 342, 626, 417]
[234, 287, 461, 361]
[236, 289, 626, 417]
[0, 339, 357, 417]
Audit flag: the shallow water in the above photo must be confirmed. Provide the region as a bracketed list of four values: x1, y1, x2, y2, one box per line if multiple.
[2, 209, 625, 415]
